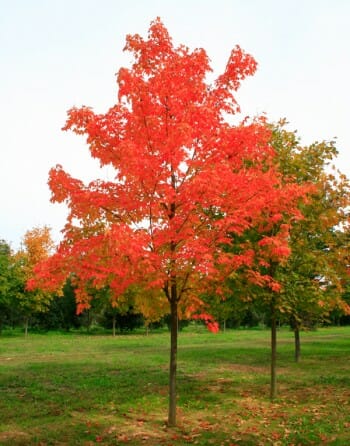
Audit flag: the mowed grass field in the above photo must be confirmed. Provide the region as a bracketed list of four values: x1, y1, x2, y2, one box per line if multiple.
[1, 326, 350, 445]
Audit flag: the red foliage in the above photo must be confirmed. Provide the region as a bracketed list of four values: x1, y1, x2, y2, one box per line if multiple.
[192, 313, 220, 333]
[32, 18, 307, 319]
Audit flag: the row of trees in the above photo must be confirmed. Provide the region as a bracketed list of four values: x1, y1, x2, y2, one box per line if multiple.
[4, 19, 350, 426]
[0, 227, 54, 335]
[2, 261, 349, 336]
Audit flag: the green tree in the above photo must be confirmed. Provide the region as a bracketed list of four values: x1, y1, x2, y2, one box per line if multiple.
[218, 121, 350, 399]
[0, 239, 14, 331]
[271, 121, 350, 363]
[133, 287, 169, 335]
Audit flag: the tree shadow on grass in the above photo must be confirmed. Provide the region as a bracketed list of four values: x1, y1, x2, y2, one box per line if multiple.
[2, 331, 350, 445]
[0, 354, 273, 445]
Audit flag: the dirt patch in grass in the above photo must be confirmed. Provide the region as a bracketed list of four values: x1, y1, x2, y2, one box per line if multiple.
[0, 430, 31, 444]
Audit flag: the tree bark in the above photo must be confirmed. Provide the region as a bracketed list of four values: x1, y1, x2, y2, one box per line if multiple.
[270, 308, 277, 400]
[168, 293, 178, 427]
[112, 314, 116, 337]
[294, 325, 301, 363]
[167, 188, 178, 426]
[24, 317, 29, 337]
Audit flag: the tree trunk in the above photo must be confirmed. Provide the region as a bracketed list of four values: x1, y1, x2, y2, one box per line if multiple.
[168, 293, 178, 427]
[294, 325, 301, 363]
[112, 315, 116, 337]
[86, 310, 91, 333]
[290, 315, 301, 363]
[24, 317, 29, 337]
[270, 308, 277, 400]
[167, 196, 178, 427]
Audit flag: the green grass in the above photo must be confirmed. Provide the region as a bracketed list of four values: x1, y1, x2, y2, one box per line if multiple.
[1, 326, 350, 445]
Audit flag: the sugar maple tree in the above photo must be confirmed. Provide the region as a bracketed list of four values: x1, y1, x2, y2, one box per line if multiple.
[31, 19, 307, 426]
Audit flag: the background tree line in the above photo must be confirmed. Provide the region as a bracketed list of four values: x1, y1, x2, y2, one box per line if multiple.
[1, 122, 350, 337]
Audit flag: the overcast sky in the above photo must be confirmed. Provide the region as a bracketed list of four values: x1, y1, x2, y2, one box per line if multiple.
[1, 0, 349, 249]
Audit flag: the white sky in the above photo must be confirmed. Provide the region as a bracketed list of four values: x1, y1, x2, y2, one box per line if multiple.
[1, 0, 349, 249]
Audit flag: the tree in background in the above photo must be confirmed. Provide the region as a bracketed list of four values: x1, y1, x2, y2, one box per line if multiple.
[241, 122, 350, 398]
[211, 121, 350, 399]
[96, 286, 143, 335]
[271, 122, 350, 363]
[31, 19, 307, 426]
[0, 239, 15, 332]
[133, 287, 169, 335]
[15, 226, 55, 335]
[34, 276, 82, 331]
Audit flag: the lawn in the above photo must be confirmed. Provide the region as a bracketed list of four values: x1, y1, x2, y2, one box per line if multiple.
[0, 325, 350, 445]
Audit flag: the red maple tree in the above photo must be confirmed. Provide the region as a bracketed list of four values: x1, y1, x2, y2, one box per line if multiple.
[31, 19, 306, 426]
